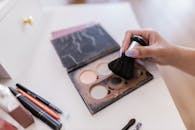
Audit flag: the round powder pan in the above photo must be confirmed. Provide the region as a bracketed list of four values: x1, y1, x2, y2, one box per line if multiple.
[108, 76, 124, 90]
[90, 85, 108, 100]
[96, 63, 112, 76]
[79, 70, 98, 85]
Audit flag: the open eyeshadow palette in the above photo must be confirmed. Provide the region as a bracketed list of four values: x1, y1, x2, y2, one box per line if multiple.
[51, 23, 153, 114]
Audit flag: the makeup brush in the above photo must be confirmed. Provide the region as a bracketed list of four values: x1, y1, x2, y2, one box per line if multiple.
[108, 53, 134, 80]
[108, 35, 148, 80]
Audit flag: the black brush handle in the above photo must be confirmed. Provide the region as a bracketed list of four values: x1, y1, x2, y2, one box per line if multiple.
[131, 35, 148, 46]
[121, 118, 136, 130]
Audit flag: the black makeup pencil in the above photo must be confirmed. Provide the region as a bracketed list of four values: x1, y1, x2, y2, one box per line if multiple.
[16, 83, 63, 114]
[9, 87, 62, 130]
[121, 118, 136, 130]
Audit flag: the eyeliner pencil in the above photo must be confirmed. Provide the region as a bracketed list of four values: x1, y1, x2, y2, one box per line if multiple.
[16, 83, 63, 114]
[18, 88, 60, 120]
[122, 118, 136, 130]
[9, 87, 62, 130]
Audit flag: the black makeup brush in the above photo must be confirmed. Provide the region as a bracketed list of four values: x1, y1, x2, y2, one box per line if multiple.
[108, 35, 148, 80]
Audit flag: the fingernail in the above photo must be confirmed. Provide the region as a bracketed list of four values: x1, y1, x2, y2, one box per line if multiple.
[125, 49, 139, 57]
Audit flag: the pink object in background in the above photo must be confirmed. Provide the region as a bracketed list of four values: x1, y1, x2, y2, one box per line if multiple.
[0, 64, 11, 79]
[51, 22, 96, 39]
[0, 118, 17, 130]
[0, 85, 34, 128]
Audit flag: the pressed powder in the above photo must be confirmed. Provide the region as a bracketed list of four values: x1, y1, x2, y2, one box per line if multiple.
[80, 70, 97, 84]
[90, 85, 108, 99]
[108, 76, 123, 90]
[96, 63, 112, 76]
[110, 77, 122, 85]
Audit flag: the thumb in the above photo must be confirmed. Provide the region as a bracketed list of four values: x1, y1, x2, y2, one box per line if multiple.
[125, 46, 155, 58]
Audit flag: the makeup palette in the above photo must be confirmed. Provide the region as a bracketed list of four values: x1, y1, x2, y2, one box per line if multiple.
[52, 24, 153, 114]
[69, 51, 153, 114]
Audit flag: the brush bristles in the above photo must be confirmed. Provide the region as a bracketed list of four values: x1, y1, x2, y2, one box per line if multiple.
[108, 54, 134, 80]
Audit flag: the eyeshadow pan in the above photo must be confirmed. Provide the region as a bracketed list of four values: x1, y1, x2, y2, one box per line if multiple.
[110, 77, 122, 85]
[108, 76, 124, 90]
[90, 85, 108, 99]
[80, 70, 97, 84]
[97, 63, 112, 76]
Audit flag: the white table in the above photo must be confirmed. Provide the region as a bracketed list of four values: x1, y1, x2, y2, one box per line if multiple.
[1, 3, 186, 130]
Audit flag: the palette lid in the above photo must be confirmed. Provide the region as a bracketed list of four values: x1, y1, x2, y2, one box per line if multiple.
[52, 24, 120, 72]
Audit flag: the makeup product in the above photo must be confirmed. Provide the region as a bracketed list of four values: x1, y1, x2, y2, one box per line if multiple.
[0, 118, 17, 130]
[9, 87, 62, 130]
[17, 88, 60, 120]
[0, 84, 34, 128]
[52, 24, 153, 114]
[16, 83, 62, 114]
[122, 118, 136, 130]
[108, 35, 148, 80]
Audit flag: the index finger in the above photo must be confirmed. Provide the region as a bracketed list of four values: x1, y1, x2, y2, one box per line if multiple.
[121, 30, 144, 53]
[121, 29, 155, 53]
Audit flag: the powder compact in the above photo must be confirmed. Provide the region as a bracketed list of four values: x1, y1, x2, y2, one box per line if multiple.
[51, 24, 153, 114]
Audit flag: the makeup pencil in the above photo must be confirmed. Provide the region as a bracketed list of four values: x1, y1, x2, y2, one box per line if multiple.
[9, 87, 62, 130]
[16, 83, 63, 114]
[17, 88, 60, 120]
[122, 118, 136, 130]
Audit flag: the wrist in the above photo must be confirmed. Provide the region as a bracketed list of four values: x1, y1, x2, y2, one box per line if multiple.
[168, 45, 189, 67]
[165, 44, 181, 66]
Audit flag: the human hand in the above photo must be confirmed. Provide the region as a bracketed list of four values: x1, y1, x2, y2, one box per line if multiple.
[121, 29, 177, 65]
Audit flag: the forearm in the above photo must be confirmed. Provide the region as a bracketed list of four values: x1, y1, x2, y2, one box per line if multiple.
[170, 46, 195, 76]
